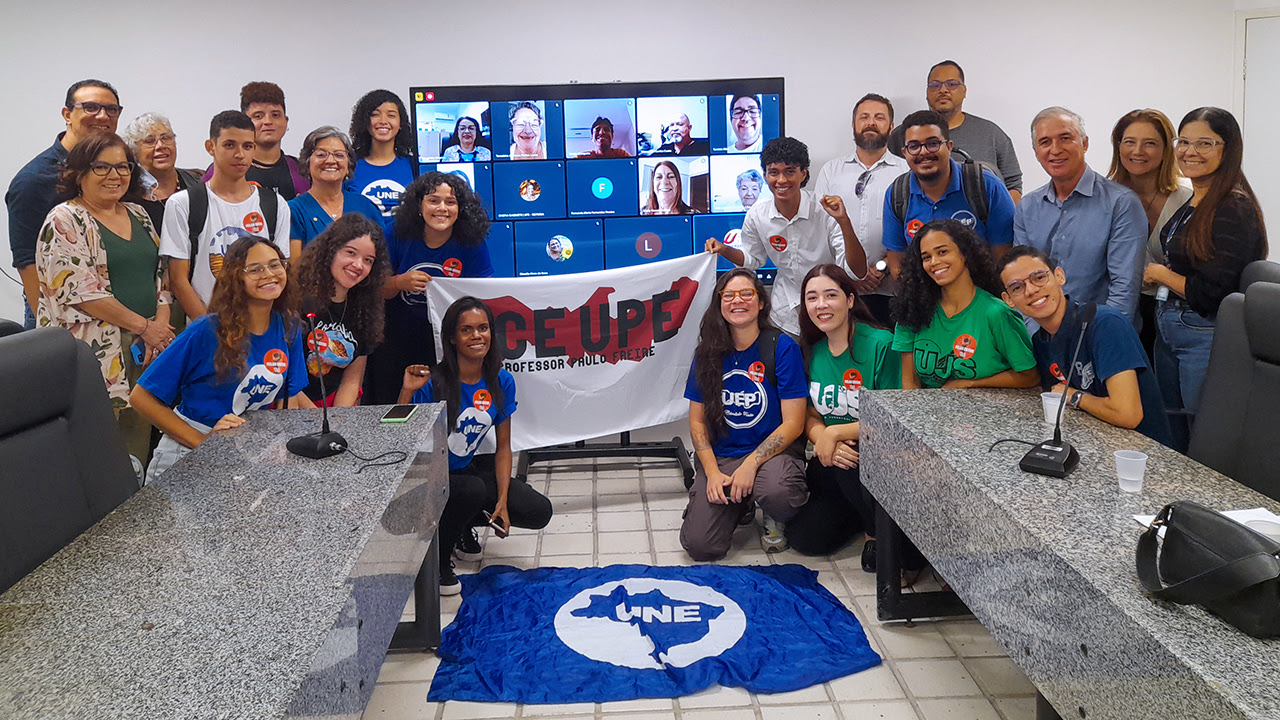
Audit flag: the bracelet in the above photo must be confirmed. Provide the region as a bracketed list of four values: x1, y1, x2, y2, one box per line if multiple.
[140, 317, 150, 336]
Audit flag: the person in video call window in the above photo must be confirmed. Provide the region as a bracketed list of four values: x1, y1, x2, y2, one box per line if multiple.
[728, 94, 763, 153]
[576, 116, 631, 159]
[519, 179, 541, 202]
[736, 168, 765, 211]
[508, 102, 546, 160]
[642, 161, 692, 215]
[652, 113, 710, 156]
[442, 116, 491, 162]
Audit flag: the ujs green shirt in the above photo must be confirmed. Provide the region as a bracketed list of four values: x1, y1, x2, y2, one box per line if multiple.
[891, 288, 1036, 389]
[808, 323, 901, 425]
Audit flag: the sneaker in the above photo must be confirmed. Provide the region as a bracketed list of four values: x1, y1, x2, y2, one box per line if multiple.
[760, 515, 787, 553]
[455, 526, 482, 562]
[861, 539, 877, 573]
[439, 560, 462, 596]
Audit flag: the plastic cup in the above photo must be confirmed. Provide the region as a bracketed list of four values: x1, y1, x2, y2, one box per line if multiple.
[1114, 451, 1148, 492]
[1245, 520, 1280, 542]
[1040, 392, 1066, 426]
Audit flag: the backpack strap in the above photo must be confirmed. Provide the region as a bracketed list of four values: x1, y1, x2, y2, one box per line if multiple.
[959, 161, 990, 226]
[257, 186, 278, 243]
[890, 173, 911, 225]
[186, 183, 209, 281]
[758, 328, 781, 388]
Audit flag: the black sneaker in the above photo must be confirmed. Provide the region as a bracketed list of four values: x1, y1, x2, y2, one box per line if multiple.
[861, 539, 876, 573]
[440, 560, 461, 596]
[455, 526, 482, 562]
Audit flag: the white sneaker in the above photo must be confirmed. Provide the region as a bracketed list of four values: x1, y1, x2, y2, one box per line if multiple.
[760, 515, 787, 553]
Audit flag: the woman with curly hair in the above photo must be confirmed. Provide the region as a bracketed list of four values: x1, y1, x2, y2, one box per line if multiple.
[295, 214, 390, 406]
[366, 172, 494, 404]
[347, 89, 417, 220]
[680, 268, 809, 561]
[131, 236, 314, 483]
[890, 219, 1038, 389]
[641, 160, 692, 215]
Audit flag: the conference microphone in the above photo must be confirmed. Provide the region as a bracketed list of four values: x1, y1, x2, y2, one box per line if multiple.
[287, 312, 348, 459]
[1019, 302, 1097, 478]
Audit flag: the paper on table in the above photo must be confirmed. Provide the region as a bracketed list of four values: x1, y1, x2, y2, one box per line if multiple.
[1133, 507, 1280, 537]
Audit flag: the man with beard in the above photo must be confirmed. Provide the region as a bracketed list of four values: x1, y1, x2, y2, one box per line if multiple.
[815, 93, 908, 325]
[652, 113, 710, 156]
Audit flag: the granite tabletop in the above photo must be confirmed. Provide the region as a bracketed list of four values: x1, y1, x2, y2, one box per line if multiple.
[0, 403, 447, 720]
[861, 388, 1280, 720]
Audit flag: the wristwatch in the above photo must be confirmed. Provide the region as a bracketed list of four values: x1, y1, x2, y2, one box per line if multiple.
[1068, 389, 1084, 410]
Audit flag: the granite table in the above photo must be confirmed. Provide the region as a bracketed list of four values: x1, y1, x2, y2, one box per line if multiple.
[0, 403, 448, 720]
[861, 388, 1280, 720]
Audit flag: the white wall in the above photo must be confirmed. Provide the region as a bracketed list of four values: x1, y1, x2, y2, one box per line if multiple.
[0, 0, 1243, 321]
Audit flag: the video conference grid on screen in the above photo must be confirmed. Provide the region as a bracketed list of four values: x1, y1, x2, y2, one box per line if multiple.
[411, 78, 783, 277]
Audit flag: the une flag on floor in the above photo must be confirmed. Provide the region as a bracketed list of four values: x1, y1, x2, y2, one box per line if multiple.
[428, 563, 881, 704]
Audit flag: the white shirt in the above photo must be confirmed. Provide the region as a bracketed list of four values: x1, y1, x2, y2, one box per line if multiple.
[159, 187, 292, 304]
[739, 189, 849, 336]
[814, 149, 908, 296]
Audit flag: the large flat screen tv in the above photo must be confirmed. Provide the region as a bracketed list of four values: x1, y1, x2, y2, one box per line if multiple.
[409, 78, 783, 278]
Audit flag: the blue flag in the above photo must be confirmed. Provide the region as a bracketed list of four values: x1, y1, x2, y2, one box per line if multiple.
[428, 563, 880, 703]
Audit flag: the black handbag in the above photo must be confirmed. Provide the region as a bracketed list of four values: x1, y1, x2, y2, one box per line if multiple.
[1136, 500, 1280, 638]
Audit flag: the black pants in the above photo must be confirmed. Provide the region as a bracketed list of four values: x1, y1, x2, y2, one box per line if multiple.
[438, 454, 553, 568]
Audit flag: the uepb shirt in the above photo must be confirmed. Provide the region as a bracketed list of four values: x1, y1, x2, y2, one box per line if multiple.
[158, 187, 292, 304]
[137, 313, 308, 428]
[891, 289, 1036, 389]
[808, 325, 901, 425]
[684, 334, 807, 459]
[412, 370, 517, 469]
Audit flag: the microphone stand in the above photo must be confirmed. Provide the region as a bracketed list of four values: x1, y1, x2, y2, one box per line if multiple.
[1019, 303, 1097, 478]
[287, 313, 348, 459]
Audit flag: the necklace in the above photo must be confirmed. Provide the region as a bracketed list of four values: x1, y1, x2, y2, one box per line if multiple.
[328, 299, 347, 327]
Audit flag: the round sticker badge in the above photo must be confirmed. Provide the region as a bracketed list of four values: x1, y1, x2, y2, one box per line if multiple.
[843, 368, 863, 391]
[907, 219, 924, 238]
[747, 361, 766, 383]
[308, 329, 329, 354]
[953, 334, 977, 359]
[473, 389, 492, 412]
[768, 235, 788, 252]
[243, 212, 266, 234]
[264, 348, 288, 374]
[442, 258, 463, 278]
[1050, 363, 1066, 383]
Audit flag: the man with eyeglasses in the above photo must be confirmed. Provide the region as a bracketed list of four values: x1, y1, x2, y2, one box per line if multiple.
[815, 93, 908, 325]
[922, 60, 1022, 202]
[999, 245, 1170, 444]
[6, 78, 121, 328]
[1013, 107, 1146, 320]
[881, 110, 1015, 280]
[728, 94, 763, 153]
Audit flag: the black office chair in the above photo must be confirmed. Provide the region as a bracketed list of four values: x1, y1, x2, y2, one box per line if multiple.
[1187, 283, 1280, 501]
[0, 328, 139, 592]
[1240, 259, 1280, 292]
[0, 318, 22, 337]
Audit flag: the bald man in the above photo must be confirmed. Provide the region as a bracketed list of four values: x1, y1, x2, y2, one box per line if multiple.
[653, 113, 710, 156]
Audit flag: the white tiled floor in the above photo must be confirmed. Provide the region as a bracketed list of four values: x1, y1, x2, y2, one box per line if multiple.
[362, 455, 1038, 720]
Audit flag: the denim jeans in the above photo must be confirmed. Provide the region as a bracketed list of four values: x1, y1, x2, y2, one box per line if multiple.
[1154, 301, 1216, 452]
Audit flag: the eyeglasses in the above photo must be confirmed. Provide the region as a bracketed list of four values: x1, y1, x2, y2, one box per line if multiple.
[731, 108, 761, 119]
[72, 101, 124, 118]
[904, 138, 947, 155]
[927, 80, 964, 91]
[88, 161, 135, 177]
[1003, 269, 1053, 296]
[138, 133, 176, 148]
[719, 288, 757, 301]
[312, 150, 349, 162]
[512, 121, 542, 131]
[1173, 138, 1224, 154]
[243, 260, 286, 279]
[854, 169, 873, 198]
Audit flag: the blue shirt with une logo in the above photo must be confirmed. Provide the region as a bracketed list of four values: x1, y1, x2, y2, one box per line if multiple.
[412, 370, 517, 469]
[881, 159, 1015, 252]
[684, 334, 807, 459]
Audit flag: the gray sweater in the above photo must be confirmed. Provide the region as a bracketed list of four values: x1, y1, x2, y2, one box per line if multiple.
[949, 113, 1023, 192]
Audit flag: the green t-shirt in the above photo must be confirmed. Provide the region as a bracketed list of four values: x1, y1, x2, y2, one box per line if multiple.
[808, 323, 902, 425]
[97, 213, 158, 319]
[891, 288, 1036, 389]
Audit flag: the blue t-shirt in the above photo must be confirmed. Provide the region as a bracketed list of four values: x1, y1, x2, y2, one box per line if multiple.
[881, 160, 1015, 252]
[287, 191, 384, 247]
[1033, 300, 1172, 446]
[412, 369, 517, 470]
[683, 333, 808, 459]
[347, 156, 416, 221]
[387, 235, 495, 330]
[138, 313, 309, 428]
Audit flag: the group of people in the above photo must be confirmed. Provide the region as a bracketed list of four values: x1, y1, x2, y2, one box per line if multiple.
[5, 62, 1268, 589]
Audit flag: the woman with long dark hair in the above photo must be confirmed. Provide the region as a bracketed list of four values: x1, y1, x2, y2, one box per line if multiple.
[785, 264, 902, 565]
[1143, 107, 1267, 451]
[131, 236, 315, 483]
[680, 268, 809, 560]
[295, 214, 391, 406]
[892, 219, 1038, 389]
[399, 297, 551, 594]
[347, 89, 417, 220]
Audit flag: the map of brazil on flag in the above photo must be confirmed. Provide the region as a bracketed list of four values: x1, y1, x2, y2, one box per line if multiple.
[428, 564, 882, 703]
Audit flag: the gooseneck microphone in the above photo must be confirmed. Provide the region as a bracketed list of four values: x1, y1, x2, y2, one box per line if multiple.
[287, 312, 348, 459]
[1019, 302, 1097, 478]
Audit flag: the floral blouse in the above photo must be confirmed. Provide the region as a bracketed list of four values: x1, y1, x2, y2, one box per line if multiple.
[35, 200, 171, 410]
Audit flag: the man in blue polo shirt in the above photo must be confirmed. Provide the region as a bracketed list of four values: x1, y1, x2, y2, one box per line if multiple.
[882, 109, 1014, 280]
[1000, 245, 1171, 445]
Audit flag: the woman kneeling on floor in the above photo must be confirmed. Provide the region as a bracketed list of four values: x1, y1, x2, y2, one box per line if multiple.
[680, 268, 809, 561]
